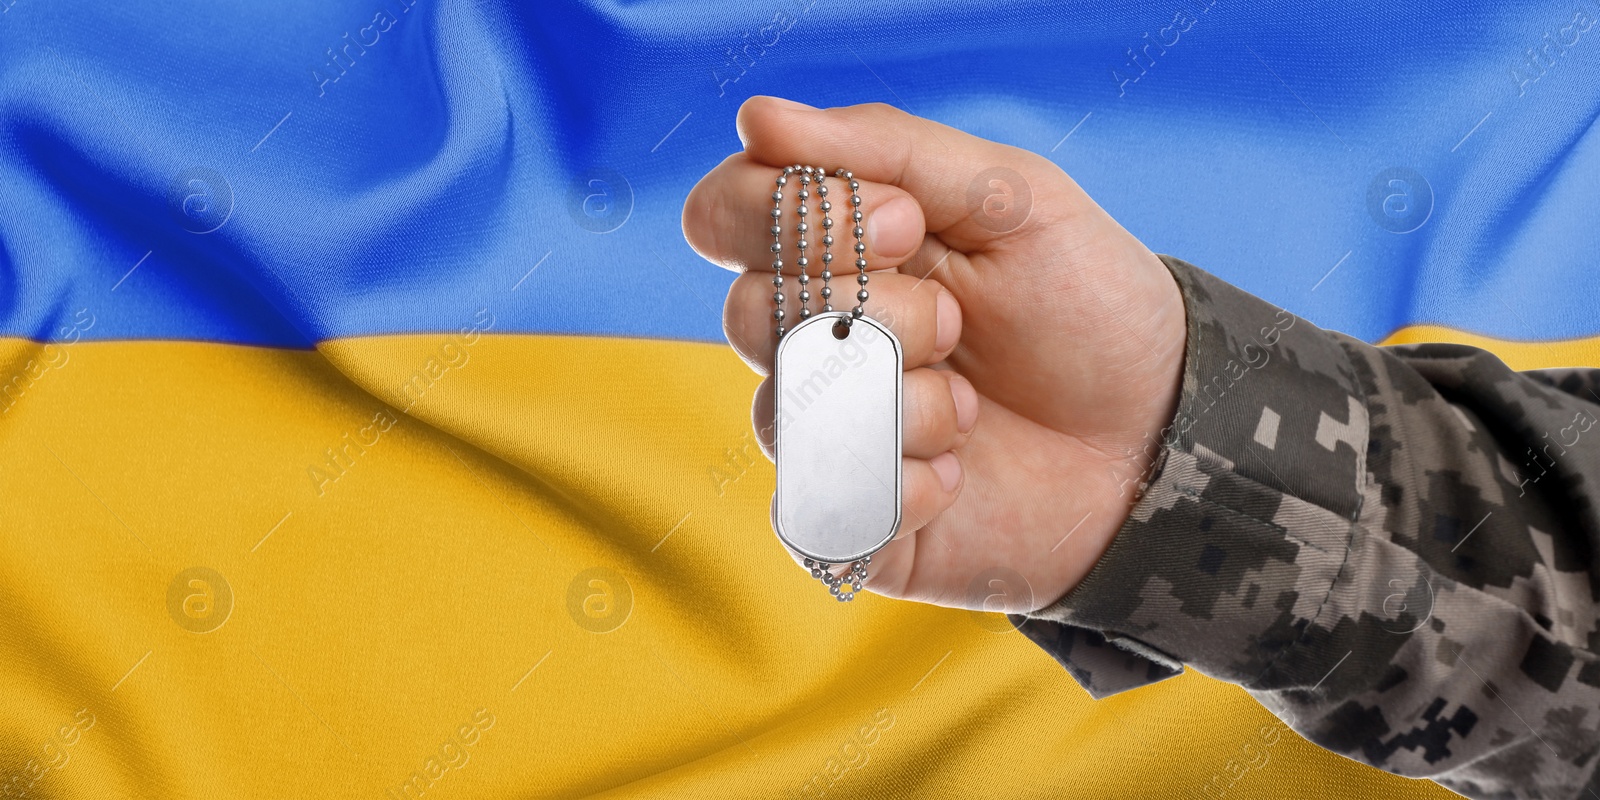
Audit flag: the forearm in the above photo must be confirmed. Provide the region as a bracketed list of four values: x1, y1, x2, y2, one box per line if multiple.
[1017, 256, 1600, 799]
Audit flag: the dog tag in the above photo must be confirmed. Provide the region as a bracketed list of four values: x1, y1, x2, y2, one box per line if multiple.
[773, 310, 902, 564]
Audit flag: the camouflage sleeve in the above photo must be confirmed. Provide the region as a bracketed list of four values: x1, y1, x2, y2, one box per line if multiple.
[1011, 255, 1600, 799]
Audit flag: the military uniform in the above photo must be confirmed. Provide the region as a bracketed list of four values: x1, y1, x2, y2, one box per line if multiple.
[1012, 256, 1600, 799]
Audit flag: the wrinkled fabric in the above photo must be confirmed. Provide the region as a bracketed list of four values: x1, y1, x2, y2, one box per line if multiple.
[1, 1, 1598, 346]
[1020, 256, 1600, 798]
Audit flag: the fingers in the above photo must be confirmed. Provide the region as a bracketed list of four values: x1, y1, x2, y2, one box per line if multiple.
[725, 271, 962, 375]
[683, 152, 926, 275]
[734, 96, 1089, 251]
[753, 366, 979, 460]
[902, 368, 978, 458]
[900, 452, 964, 539]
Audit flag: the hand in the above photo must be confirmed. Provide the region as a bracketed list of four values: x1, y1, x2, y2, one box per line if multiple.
[681, 97, 1187, 612]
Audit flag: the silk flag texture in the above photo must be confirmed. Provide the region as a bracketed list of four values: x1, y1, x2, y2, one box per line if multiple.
[1, 0, 1596, 797]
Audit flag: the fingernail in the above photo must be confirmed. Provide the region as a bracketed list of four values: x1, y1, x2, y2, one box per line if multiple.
[949, 373, 978, 434]
[931, 452, 962, 493]
[935, 290, 960, 353]
[865, 196, 920, 259]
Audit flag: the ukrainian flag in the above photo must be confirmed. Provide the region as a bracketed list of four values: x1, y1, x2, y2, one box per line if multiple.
[1, 1, 1594, 797]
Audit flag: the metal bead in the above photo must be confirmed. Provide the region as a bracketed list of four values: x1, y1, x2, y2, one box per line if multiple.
[772, 258, 783, 269]
[853, 226, 864, 238]
[803, 558, 815, 568]
[849, 179, 859, 190]
[800, 308, 811, 318]
[822, 304, 833, 311]
[771, 208, 782, 218]
[852, 581, 862, 592]
[822, 218, 833, 228]
[854, 242, 866, 253]
[770, 225, 781, 236]
[798, 239, 808, 250]
[820, 287, 831, 299]
[817, 184, 828, 196]
[797, 256, 808, 267]
[857, 290, 869, 302]
[770, 242, 782, 253]
[802, 165, 814, 174]
[822, 253, 833, 263]
[857, 273, 869, 285]
[823, 235, 834, 246]
[844, 171, 854, 180]
[863, 555, 871, 565]
[773, 291, 785, 303]
[774, 308, 786, 320]
[798, 290, 810, 302]
[776, 176, 787, 186]
[798, 205, 808, 216]
[772, 191, 783, 202]
[856, 258, 867, 268]
[784, 166, 794, 174]
[851, 196, 862, 207]
[810, 568, 822, 578]
[775, 325, 785, 337]
[852, 210, 862, 222]
[797, 273, 809, 284]
[830, 584, 840, 596]
[820, 200, 832, 212]
[798, 190, 809, 200]
[797, 221, 808, 233]
[852, 307, 864, 318]
[772, 275, 783, 286]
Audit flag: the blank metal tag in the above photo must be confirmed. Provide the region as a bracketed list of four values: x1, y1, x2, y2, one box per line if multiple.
[773, 310, 902, 564]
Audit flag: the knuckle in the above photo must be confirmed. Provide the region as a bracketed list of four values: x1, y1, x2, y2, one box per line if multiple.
[907, 374, 953, 446]
[857, 101, 903, 121]
[708, 184, 745, 269]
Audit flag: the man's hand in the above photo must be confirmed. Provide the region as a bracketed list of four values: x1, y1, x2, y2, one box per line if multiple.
[681, 97, 1187, 612]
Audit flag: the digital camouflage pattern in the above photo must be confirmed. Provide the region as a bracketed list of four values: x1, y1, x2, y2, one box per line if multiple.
[1013, 256, 1600, 799]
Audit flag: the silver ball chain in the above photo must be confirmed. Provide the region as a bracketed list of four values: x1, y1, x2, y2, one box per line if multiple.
[803, 555, 871, 602]
[771, 164, 874, 600]
[772, 165, 868, 340]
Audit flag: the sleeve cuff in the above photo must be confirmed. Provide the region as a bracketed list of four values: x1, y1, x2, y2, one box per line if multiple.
[1019, 255, 1371, 697]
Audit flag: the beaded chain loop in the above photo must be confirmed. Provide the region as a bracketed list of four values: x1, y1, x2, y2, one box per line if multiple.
[834, 168, 869, 319]
[772, 165, 867, 339]
[771, 164, 875, 600]
[803, 555, 871, 602]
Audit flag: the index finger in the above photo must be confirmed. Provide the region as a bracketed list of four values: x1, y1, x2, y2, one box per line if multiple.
[735, 97, 1091, 251]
